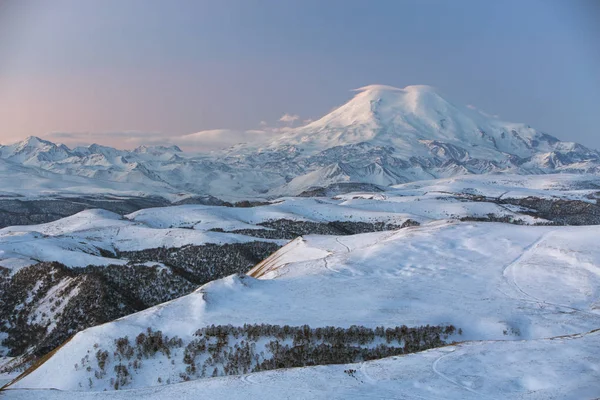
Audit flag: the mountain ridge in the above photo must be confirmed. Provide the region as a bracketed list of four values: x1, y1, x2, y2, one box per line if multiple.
[1, 85, 599, 200]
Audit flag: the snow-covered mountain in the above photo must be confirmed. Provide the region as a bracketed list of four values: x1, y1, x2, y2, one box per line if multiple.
[1, 85, 599, 200]
[1, 86, 600, 399]
[268, 85, 567, 158]
[226, 84, 600, 194]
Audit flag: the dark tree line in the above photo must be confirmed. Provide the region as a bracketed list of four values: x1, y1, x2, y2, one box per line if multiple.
[85, 323, 458, 389]
[118, 241, 281, 285]
[210, 218, 419, 240]
[0, 241, 280, 373]
[464, 194, 600, 225]
[0, 196, 171, 229]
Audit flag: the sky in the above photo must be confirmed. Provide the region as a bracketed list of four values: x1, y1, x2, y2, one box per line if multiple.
[0, 0, 599, 151]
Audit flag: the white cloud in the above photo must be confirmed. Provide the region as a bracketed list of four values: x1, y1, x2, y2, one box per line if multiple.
[46, 131, 167, 147]
[42, 113, 307, 152]
[44, 128, 280, 152]
[279, 113, 300, 123]
[179, 129, 277, 150]
[466, 104, 499, 119]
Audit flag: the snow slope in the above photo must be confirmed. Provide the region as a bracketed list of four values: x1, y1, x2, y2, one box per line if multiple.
[268, 85, 551, 159]
[3, 330, 599, 399]
[2, 173, 597, 271]
[128, 172, 600, 229]
[10, 221, 600, 391]
[127, 197, 417, 229]
[390, 173, 600, 200]
[0, 209, 283, 271]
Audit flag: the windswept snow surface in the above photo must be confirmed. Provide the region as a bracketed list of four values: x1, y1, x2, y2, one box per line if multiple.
[4, 172, 593, 270]
[0, 209, 283, 271]
[10, 222, 600, 393]
[390, 173, 600, 201]
[3, 330, 599, 399]
[8, 172, 592, 270]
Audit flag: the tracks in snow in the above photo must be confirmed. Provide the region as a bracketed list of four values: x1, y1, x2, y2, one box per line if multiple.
[335, 237, 351, 253]
[323, 256, 341, 274]
[430, 327, 600, 399]
[322, 237, 352, 274]
[323, 237, 353, 274]
[432, 231, 600, 399]
[502, 231, 551, 306]
[431, 348, 491, 399]
[502, 230, 600, 318]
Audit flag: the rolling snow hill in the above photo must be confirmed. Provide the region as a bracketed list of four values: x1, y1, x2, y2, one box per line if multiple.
[0, 209, 284, 271]
[3, 330, 599, 399]
[6, 221, 600, 395]
[1, 172, 599, 379]
[2, 173, 599, 272]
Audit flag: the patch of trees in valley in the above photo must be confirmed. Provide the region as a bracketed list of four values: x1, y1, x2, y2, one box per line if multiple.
[463, 194, 600, 225]
[210, 218, 420, 239]
[0, 241, 280, 373]
[79, 323, 459, 390]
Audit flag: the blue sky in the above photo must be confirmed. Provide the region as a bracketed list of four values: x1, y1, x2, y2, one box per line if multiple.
[0, 0, 598, 149]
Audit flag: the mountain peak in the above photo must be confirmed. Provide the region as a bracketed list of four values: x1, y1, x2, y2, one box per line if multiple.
[349, 84, 452, 118]
[12, 136, 56, 153]
[265, 83, 584, 162]
[353, 84, 404, 93]
[284, 83, 456, 146]
[19, 136, 52, 146]
[353, 84, 438, 94]
[133, 145, 183, 154]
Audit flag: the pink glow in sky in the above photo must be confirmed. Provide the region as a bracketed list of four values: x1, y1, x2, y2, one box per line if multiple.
[0, 0, 599, 150]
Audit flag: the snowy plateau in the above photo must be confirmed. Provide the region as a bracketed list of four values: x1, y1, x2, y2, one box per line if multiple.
[0, 85, 599, 399]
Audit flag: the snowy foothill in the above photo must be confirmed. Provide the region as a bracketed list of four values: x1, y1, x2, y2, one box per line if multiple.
[3, 172, 594, 271]
[388, 173, 600, 201]
[8, 221, 600, 394]
[3, 330, 599, 399]
[0, 209, 285, 271]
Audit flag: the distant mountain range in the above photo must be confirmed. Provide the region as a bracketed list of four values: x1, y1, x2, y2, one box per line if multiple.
[2, 85, 599, 200]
